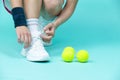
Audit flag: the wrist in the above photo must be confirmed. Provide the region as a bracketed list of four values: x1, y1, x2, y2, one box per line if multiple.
[53, 20, 61, 29]
[12, 7, 27, 28]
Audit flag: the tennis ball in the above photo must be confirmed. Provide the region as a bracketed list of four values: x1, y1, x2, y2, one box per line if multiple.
[77, 50, 89, 63]
[62, 47, 75, 62]
[63, 47, 74, 53]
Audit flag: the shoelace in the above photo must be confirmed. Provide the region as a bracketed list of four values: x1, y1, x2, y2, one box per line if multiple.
[30, 40, 47, 56]
[31, 37, 44, 50]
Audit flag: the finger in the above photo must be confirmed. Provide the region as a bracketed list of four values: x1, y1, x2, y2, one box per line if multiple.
[20, 33, 25, 43]
[45, 30, 50, 35]
[25, 32, 32, 48]
[24, 33, 29, 48]
[18, 36, 21, 43]
[26, 32, 31, 47]
[45, 30, 54, 36]
[44, 23, 53, 31]
[40, 34, 52, 42]
[45, 28, 55, 36]
[16, 32, 21, 43]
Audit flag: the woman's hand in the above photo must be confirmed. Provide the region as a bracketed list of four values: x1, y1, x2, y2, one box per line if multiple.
[40, 23, 56, 42]
[16, 26, 31, 48]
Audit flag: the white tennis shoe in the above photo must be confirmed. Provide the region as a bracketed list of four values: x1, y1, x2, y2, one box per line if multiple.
[21, 37, 50, 61]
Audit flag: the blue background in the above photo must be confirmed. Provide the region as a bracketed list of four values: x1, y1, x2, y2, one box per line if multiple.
[0, 0, 120, 80]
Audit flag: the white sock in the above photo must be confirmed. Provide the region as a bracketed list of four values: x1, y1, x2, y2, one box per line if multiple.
[27, 18, 40, 38]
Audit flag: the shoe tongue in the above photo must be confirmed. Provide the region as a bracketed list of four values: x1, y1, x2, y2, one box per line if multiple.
[31, 37, 42, 46]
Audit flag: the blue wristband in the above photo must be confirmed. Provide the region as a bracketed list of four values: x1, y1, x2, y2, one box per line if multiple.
[12, 7, 27, 28]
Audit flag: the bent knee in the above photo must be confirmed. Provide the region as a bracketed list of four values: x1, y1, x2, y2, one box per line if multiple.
[44, 0, 64, 16]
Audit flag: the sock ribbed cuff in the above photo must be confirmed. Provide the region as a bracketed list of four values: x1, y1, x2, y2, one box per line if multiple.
[27, 18, 39, 26]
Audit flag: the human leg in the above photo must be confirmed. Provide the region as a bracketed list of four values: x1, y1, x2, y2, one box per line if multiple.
[22, 0, 50, 61]
[43, 0, 64, 18]
[38, 0, 64, 46]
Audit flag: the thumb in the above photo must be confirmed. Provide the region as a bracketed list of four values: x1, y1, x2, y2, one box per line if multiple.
[44, 23, 53, 31]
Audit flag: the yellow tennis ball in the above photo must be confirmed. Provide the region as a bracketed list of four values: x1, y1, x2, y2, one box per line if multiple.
[77, 50, 89, 63]
[62, 47, 75, 62]
[63, 47, 74, 53]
